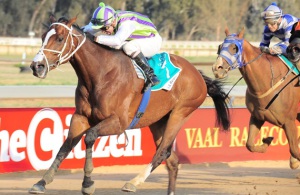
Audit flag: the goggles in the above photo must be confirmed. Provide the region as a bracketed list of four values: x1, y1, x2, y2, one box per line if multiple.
[263, 17, 280, 26]
[264, 19, 278, 26]
[260, 10, 281, 19]
[90, 16, 113, 27]
[100, 26, 110, 31]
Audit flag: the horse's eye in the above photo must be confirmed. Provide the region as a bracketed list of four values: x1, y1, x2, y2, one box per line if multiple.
[58, 36, 64, 42]
[228, 43, 238, 55]
[293, 46, 300, 53]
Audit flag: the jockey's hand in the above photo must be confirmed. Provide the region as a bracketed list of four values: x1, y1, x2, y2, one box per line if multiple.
[269, 45, 282, 55]
[260, 46, 270, 54]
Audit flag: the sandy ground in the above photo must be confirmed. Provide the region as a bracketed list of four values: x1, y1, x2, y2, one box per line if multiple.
[0, 160, 299, 195]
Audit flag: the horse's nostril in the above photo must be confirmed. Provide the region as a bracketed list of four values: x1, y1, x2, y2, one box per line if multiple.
[217, 66, 224, 70]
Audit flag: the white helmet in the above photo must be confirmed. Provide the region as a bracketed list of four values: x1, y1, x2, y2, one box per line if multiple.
[261, 2, 282, 23]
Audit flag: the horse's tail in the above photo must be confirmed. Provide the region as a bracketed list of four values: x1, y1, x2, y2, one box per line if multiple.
[200, 70, 231, 131]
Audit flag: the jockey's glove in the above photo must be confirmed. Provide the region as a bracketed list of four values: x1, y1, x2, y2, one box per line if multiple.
[270, 45, 282, 55]
[259, 46, 270, 54]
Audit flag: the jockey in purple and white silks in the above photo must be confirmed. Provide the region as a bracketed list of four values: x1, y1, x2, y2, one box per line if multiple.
[82, 2, 162, 92]
[259, 2, 299, 56]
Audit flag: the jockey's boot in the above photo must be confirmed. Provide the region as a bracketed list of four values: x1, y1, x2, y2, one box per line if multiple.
[134, 52, 160, 93]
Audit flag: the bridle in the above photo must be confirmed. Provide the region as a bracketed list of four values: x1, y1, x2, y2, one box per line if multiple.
[33, 22, 86, 73]
[218, 34, 264, 70]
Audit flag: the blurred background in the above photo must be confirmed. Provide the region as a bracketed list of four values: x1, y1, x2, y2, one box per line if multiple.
[0, 0, 299, 40]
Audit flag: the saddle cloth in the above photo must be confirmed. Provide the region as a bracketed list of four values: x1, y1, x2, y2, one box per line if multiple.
[278, 55, 300, 75]
[133, 52, 182, 91]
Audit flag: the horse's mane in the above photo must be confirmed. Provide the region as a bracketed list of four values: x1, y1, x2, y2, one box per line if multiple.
[57, 16, 114, 51]
[57, 16, 93, 42]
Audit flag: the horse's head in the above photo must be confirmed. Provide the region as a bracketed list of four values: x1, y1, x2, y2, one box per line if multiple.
[212, 27, 245, 79]
[30, 15, 85, 78]
[287, 22, 300, 65]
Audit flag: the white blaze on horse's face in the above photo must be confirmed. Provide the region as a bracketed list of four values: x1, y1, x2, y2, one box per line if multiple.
[33, 29, 56, 63]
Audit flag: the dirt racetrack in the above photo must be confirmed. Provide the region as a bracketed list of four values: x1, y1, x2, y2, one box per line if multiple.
[1, 160, 299, 195]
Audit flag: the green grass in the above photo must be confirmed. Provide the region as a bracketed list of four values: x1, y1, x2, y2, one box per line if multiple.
[0, 55, 245, 86]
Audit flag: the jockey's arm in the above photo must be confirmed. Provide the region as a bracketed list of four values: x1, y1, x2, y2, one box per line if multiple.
[269, 20, 295, 55]
[94, 21, 136, 48]
[259, 26, 273, 47]
[269, 31, 291, 55]
[81, 22, 99, 34]
[269, 43, 286, 55]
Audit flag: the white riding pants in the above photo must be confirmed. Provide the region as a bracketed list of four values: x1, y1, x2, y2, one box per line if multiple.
[122, 34, 163, 58]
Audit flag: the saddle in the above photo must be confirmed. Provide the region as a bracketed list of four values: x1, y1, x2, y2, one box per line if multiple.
[132, 52, 181, 91]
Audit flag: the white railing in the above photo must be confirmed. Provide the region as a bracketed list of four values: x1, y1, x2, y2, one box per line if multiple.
[0, 37, 261, 56]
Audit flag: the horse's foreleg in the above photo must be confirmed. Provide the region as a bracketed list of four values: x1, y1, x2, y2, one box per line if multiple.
[283, 122, 300, 169]
[29, 113, 89, 194]
[29, 135, 83, 194]
[246, 116, 272, 153]
[81, 114, 122, 195]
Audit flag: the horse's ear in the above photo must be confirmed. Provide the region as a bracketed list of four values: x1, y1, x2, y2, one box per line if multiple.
[42, 23, 49, 29]
[49, 14, 56, 24]
[292, 22, 300, 34]
[290, 22, 300, 43]
[68, 16, 78, 27]
[225, 27, 230, 36]
[291, 22, 297, 34]
[238, 27, 245, 38]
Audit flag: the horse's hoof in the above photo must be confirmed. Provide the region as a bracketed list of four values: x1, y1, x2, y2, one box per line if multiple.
[28, 184, 46, 194]
[262, 137, 274, 145]
[122, 182, 137, 192]
[290, 156, 300, 169]
[81, 183, 95, 195]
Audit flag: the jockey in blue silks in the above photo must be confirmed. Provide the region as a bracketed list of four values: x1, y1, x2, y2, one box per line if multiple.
[259, 2, 299, 56]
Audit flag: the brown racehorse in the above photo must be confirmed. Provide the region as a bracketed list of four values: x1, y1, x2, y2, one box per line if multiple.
[212, 27, 300, 170]
[29, 16, 230, 195]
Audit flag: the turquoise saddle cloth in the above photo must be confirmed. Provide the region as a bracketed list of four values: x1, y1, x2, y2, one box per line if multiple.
[135, 52, 182, 91]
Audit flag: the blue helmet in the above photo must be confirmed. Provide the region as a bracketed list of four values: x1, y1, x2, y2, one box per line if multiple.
[261, 2, 282, 23]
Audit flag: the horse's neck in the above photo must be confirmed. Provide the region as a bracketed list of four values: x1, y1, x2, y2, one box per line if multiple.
[71, 42, 122, 89]
[241, 43, 271, 94]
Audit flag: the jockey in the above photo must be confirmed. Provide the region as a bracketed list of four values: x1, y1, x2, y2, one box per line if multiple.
[82, 2, 161, 92]
[259, 2, 298, 56]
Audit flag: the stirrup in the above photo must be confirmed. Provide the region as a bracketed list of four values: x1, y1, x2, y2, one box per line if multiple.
[151, 75, 160, 85]
[142, 81, 152, 93]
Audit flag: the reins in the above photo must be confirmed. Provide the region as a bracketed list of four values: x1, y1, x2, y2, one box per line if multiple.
[225, 76, 243, 98]
[226, 52, 295, 101]
[225, 52, 264, 98]
[242, 52, 264, 66]
[256, 65, 294, 98]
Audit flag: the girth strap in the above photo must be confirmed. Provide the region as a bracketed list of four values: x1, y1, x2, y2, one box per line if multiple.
[127, 87, 151, 129]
